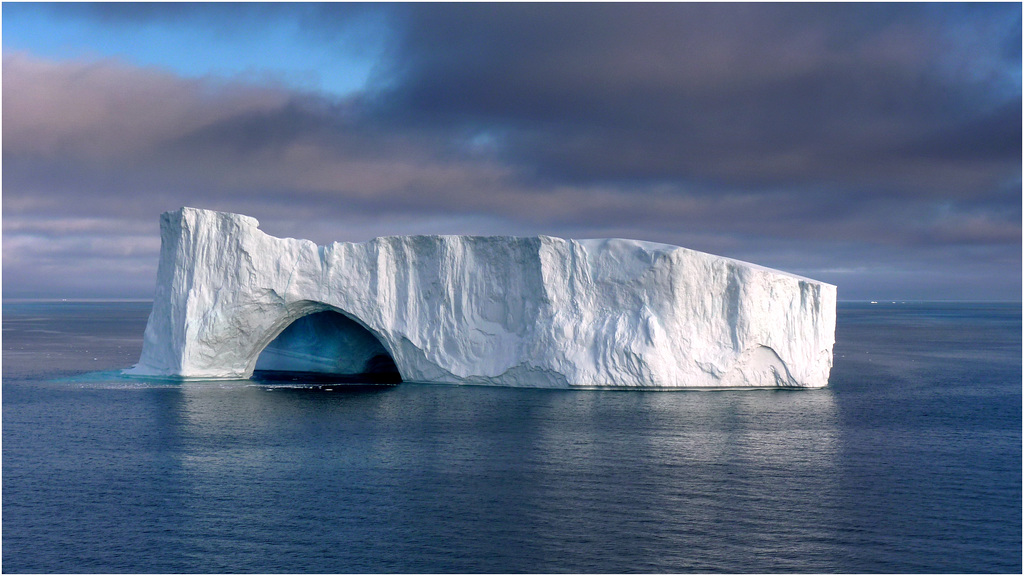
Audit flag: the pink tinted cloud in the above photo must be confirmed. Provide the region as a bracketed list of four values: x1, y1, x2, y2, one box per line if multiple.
[3, 52, 291, 159]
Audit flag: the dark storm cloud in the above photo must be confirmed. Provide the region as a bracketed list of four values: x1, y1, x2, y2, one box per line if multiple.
[377, 3, 1018, 194]
[29, 2, 382, 30]
[904, 97, 1022, 163]
[3, 3, 1020, 300]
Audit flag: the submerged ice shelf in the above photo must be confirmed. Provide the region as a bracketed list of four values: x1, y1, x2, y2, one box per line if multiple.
[129, 207, 836, 388]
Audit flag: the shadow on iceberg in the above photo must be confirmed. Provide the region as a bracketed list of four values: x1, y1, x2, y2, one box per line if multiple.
[252, 310, 402, 385]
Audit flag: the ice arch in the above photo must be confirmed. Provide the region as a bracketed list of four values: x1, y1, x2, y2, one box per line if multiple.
[253, 308, 401, 383]
[128, 207, 837, 388]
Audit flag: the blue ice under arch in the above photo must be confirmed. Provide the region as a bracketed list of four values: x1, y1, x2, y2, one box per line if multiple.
[252, 305, 402, 384]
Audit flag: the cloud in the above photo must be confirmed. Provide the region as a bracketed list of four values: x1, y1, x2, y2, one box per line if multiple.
[2, 215, 162, 299]
[2, 3, 1020, 300]
[376, 3, 1019, 196]
[3, 53, 293, 159]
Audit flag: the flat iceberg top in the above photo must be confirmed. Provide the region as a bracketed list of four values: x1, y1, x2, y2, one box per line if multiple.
[206, 206, 830, 286]
[131, 207, 837, 388]
[572, 237, 829, 285]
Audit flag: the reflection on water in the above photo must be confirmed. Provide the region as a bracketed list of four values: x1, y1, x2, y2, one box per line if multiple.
[140, 381, 842, 572]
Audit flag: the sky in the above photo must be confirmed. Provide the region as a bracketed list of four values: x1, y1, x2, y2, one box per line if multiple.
[3, 2, 1021, 301]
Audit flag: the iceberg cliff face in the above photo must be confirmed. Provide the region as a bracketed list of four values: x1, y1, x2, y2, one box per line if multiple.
[129, 207, 836, 388]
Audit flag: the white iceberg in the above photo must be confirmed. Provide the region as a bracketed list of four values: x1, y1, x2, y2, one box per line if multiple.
[128, 207, 836, 388]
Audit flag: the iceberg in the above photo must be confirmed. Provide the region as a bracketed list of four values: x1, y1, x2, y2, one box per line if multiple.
[129, 207, 836, 388]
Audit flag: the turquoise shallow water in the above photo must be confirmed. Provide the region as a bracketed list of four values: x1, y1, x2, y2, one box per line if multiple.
[3, 301, 1021, 572]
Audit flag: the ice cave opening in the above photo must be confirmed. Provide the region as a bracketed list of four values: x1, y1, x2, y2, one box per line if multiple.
[251, 310, 401, 385]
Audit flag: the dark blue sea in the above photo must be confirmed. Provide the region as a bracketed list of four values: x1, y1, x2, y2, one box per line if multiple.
[3, 301, 1021, 573]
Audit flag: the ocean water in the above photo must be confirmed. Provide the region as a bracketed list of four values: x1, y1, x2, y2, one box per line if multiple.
[2, 301, 1020, 573]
